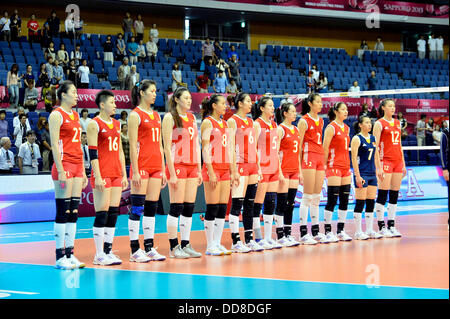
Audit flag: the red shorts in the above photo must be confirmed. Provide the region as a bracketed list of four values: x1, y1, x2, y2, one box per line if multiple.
[261, 171, 279, 183]
[202, 166, 230, 182]
[51, 162, 84, 180]
[282, 170, 299, 180]
[302, 152, 325, 171]
[90, 176, 122, 189]
[237, 162, 258, 177]
[381, 160, 404, 174]
[166, 164, 198, 179]
[129, 166, 163, 179]
[326, 167, 352, 178]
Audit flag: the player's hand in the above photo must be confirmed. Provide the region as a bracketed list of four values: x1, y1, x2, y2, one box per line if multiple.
[299, 171, 304, 186]
[376, 168, 384, 182]
[95, 176, 105, 192]
[197, 171, 203, 186]
[402, 166, 407, 179]
[161, 173, 167, 189]
[132, 173, 141, 189]
[58, 171, 67, 189]
[443, 169, 449, 182]
[121, 177, 129, 190]
[208, 170, 218, 189]
[169, 175, 178, 190]
[279, 172, 286, 185]
[257, 167, 263, 182]
[356, 175, 365, 188]
[231, 171, 240, 188]
[82, 173, 89, 189]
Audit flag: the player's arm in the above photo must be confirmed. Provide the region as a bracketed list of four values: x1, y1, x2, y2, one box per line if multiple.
[253, 120, 262, 175]
[350, 136, 363, 188]
[86, 120, 104, 192]
[297, 118, 307, 165]
[118, 127, 129, 190]
[322, 125, 334, 169]
[372, 121, 384, 181]
[201, 119, 215, 187]
[48, 111, 65, 181]
[195, 120, 203, 185]
[227, 117, 239, 186]
[161, 113, 177, 184]
[158, 121, 167, 188]
[277, 126, 285, 181]
[127, 111, 141, 187]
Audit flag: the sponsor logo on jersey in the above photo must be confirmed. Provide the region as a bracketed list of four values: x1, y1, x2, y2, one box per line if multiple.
[145, 119, 150, 123]
[102, 129, 107, 133]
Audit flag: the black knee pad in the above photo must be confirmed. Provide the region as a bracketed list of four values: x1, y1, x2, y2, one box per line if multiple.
[276, 193, 288, 216]
[182, 202, 195, 218]
[130, 194, 146, 219]
[365, 199, 375, 213]
[55, 198, 71, 223]
[105, 207, 119, 228]
[245, 183, 257, 200]
[253, 202, 263, 218]
[205, 204, 219, 221]
[376, 189, 388, 205]
[230, 198, 244, 217]
[94, 211, 108, 228]
[144, 200, 158, 217]
[388, 190, 399, 205]
[354, 199, 365, 213]
[217, 204, 227, 219]
[67, 212, 78, 223]
[169, 203, 184, 218]
[70, 197, 80, 214]
[338, 184, 351, 211]
[263, 192, 276, 216]
[325, 186, 340, 212]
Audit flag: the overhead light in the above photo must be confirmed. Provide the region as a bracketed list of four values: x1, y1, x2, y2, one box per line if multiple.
[241, 21, 245, 28]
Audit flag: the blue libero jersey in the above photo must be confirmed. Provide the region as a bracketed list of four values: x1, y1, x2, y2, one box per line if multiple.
[357, 133, 376, 176]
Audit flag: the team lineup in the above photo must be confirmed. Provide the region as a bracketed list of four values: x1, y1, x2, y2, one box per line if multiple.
[48, 79, 406, 269]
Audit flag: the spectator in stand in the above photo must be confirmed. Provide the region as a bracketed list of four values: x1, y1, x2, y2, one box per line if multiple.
[137, 39, 146, 63]
[23, 65, 35, 88]
[77, 59, 90, 89]
[41, 80, 54, 112]
[57, 43, 70, 67]
[226, 78, 238, 94]
[315, 72, 328, 93]
[66, 59, 77, 84]
[213, 69, 229, 94]
[18, 130, 41, 175]
[205, 57, 217, 84]
[45, 56, 54, 82]
[0, 111, 8, 139]
[360, 40, 369, 50]
[436, 35, 444, 60]
[150, 23, 159, 44]
[122, 12, 133, 44]
[81, 131, 90, 176]
[79, 109, 91, 133]
[27, 14, 39, 43]
[119, 111, 128, 126]
[127, 36, 138, 65]
[118, 57, 130, 90]
[202, 37, 215, 64]
[121, 123, 130, 166]
[134, 14, 144, 43]
[348, 80, 361, 98]
[146, 35, 158, 64]
[227, 54, 240, 88]
[306, 71, 315, 93]
[358, 103, 370, 119]
[41, 23, 51, 51]
[213, 40, 223, 64]
[116, 33, 126, 62]
[23, 80, 39, 112]
[0, 11, 11, 42]
[40, 120, 52, 171]
[9, 11, 21, 42]
[416, 114, 426, 146]
[216, 58, 229, 74]
[13, 107, 31, 130]
[428, 34, 437, 60]
[64, 9, 75, 40]
[397, 112, 408, 140]
[52, 59, 64, 84]
[417, 35, 426, 60]
[195, 71, 209, 93]
[171, 62, 183, 92]
[311, 64, 320, 83]
[45, 41, 56, 61]
[280, 92, 293, 106]
[103, 35, 114, 65]
[0, 137, 14, 174]
[425, 117, 435, 145]
[46, 10, 60, 38]
[126, 65, 140, 90]
[14, 114, 29, 148]
[227, 45, 239, 61]
[7, 64, 20, 108]
[432, 125, 442, 145]
[70, 44, 82, 67]
[35, 116, 47, 142]
[367, 70, 378, 91]
[374, 36, 384, 51]
[38, 63, 50, 87]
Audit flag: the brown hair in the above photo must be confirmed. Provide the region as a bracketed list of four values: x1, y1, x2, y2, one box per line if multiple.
[169, 87, 190, 128]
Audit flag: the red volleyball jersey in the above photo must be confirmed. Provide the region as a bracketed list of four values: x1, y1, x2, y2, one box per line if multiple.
[204, 116, 230, 170]
[53, 107, 83, 164]
[301, 113, 324, 155]
[172, 112, 198, 165]
[327, 121, 350, 170]
[92, 117, 122, 178]
[230, 114, 257, 164]
[279, 123, 300, 173]
[256, 117, 279, 170]
[133, 107, 163, 170]
[377, 118, 403, 162]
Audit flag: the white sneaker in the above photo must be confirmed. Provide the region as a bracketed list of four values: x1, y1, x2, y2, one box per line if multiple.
[354, 231, 370, 240]
[286, 235, 300, 247]
[231, 241, 251, 253]
[388, 227, 402, 238]
[379, 227, 394, 238]
[217, 244, 233, 255]
[55, 256, 75, 270]
[246, 240, 264, 252]
[258, 238, 274, 250]
[276, 236, 291, 247]
[337, 231, 352, 242]
[183, 244, 202, 258]
[145, 247, 166, 261]
[169, 245, 190, 259]
[93, 253, 115, 266]
[314, 232, 330, 244]
[366, 230, 383, 239]
[268, 238, 282, 249]
[130, 249, 151, 263]
[299, 234, 318, 245]
[205, 245, 224, 256]
[68, 255, 86, 268]
[325, 232, 339, 243]
[106, 252, 122, 265]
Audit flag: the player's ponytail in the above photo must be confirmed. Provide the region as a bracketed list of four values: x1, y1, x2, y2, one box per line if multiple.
[353, 115, 370, 134]
[131, 79, 157, 106]
[301, 93, 320, 115]
[252, 96, 272, 120]
[275, 102, 293, 124]
[201, 94, 222, 120]
[328, 102, 345, 122]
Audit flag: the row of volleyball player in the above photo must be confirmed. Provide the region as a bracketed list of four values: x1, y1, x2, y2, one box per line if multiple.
[48, 80, 405, 269]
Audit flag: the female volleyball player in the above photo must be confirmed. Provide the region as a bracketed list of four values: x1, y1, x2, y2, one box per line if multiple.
[350, 115, 383, 240]
[200, 94, 236, 256]
[252, 96, 282, 250]
[127, 80, 167, 263]
[87, 90, 128, 265]
[373, 99, 406, 237]
[275, 102, 302, 247]
[162, 87, 203, 258]
[49, 80, 88, 269]
[322, 102, 352, 242]
[297, 93, 328, 244]
[227, 93, 262, 253]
